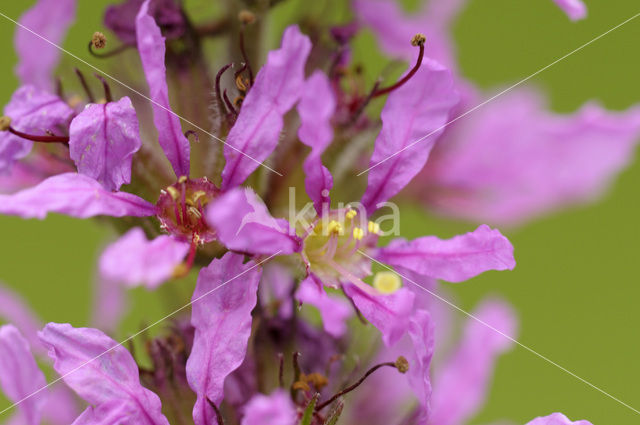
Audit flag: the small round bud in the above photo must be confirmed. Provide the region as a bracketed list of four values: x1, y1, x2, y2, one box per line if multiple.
[92, 31, 107, 49]
[238, 10, 256, 25]
[0, 116, 11, 131]
[395, 356, 409, 373]
[411, 33, 426, 47]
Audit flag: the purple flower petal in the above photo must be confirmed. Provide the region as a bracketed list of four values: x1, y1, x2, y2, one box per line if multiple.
[241, 390, 297, 425]
[206, 187, 301, 256]
[99, 227, 189, 289]
[0, 172, 156, 219]
[1, 85, 74, 173]
[69, 97, 142, 191]
[376, 225, 515, 283]
[136, 0, 190, 177]
[343, 283, 415, 346]
[39, 323, 170, 425]
[430, 299, 517, 425]
[221, 25, 311, 190]
[297, 71, 336, 214]
[90, 276, 128, 334]
[186, 252, 262, 425]
[552, 0, 587, 21]
[71, 399, 144, 425]
[407, 309, 435, 425]
[360, 59, 458, 214]
[0, 283, 44, 355]
[296, 276, 352, 338]
[15, 0, 76, 91]
[421, 89, 640, 226]
[526, 413, 593, 425]
[105, 0, 185, 45]
[0, 325, 48, 425]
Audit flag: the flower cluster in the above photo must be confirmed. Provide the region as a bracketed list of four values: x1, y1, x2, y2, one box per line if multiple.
[0, 0, 629, 424]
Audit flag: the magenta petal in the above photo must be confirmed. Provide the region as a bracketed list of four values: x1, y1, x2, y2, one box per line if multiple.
[297, 71, 336, 213]
[15, 0, 76, 91]
[90, 276, 128, 334]
[430, 299, 517, 425]
[0, 172, 156, 219]
[407, 310, 435, 424]
[136, 0, 190, 177]
[552, 0, 587, 20]
[39, 323, 170, 425]
[376, 225, 515, 283]
[186, 252, 262, 425]
[71, 400, 134, 425]
[69, 97, 142, 191]
[0, 283, 44, 355]
[99, 227, 189, 289]
[206, 187, 301, 256]
[0, 85, 75, 173]
[526, 413, 593, 425]
[0, 325, 48, 425]
[105, 0, 185, 45]
[361, 59, 458, 213]
[221, 25, 312, 189]
[422, 90, 640, 226]
[241, 390, 297, 425]
[343, 283, 415, 346]
[296, 276, 352, 338]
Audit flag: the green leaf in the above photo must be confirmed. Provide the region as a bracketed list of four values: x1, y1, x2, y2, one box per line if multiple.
[299, 393, 320, 425]
[324, 399, 344, 425]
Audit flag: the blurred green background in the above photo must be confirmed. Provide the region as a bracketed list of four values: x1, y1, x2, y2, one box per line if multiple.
[1, 0, 639, 424]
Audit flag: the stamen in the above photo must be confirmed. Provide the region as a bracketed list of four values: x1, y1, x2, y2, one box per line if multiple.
[206, 398, 225, 425]
[0, 116, 11, 132]
[367, 221, 380, 235]
[352, 227, 364, 241]
[94, 74, 113, 103]
[74, 68, 95, 103]
[88, 32, 133, 59]
[3, 125, 69, 144]
[371, 33, 425, 98]
[345, 209, 357, 220]
[222, 89, 237, 116]
[315, 358, 409, 411]
[327, 220, 343, 235]
[372, 271, 402, 294]
[215, 63, 233, 115]
[91, 31, 107, 49]
[278, 353, 285, 387]
[237, 12, 255, 84]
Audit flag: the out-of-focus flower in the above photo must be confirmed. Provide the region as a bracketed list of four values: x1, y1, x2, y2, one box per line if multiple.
[354, 0, 640, 227]
[241, 390, 298, 425]
[105, 0, 185, 45]
[527, 413, 593, 425]
[552, 0, 588, 21]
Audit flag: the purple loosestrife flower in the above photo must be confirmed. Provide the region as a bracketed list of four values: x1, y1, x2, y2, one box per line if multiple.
[207, 57, 516, 347]
[354, 0, 640, 227]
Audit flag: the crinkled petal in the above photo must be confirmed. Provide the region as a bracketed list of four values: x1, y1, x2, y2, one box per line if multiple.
[297, 71, 336, 213]
[526, 413, 592, 425]
[71, 400, 139, 425]
[361, 59, 458, 214]
[0, 172, 156, 219]
[552, 0, 587, 21]
[1, 85, 74, 172]
[0, 325, 48, 425]
[136, 0, 190, 177]
[376, 225, 515, 283]
[241, 390, 297, 425]
[105, 0, 185, 45]
[421, 89, 640, 226]
[296, 276, 352, 338]
[430, 299, 518, 425]
[186, 253, 262, 425]
[15, 0, 76, 91]
[206, 187, 301, 255]
[39, 323, 169, 425]
[69, 97, 142, 191]
[407, 310, 435, 425]
[99, 227, 189, 289]
[221, 25, 311, 189]
[343, 283, 415, 346]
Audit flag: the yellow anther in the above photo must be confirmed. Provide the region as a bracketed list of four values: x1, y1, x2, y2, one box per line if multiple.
[0, 116, 11, 131]
[192, 191, 207, 203]
[178, 176, 188, 184]
[368, 221, 380, 234]
[352, 227, 364, 241]
[373, 271, 402, 294]
[91, 31, 107, 49]
[327, 220, 342, 235]
[346, 209, 357, 220]
[166, 186, 180, 200]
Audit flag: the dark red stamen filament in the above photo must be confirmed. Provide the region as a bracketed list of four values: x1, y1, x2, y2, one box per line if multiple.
[95, 74, 113, 103]
[371, 41, 424, 98]
[215, 63, 233, 115]
[238, 28, 254, 85]
[183, 233, 199, 272]
[75, 68, 95, 103]
[222, 89, 237, 116]
[8, 127, 69, 144]
[315, 361, 398, 411]
[184, 130, 199, 143]
[88, 42, 134, 59]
